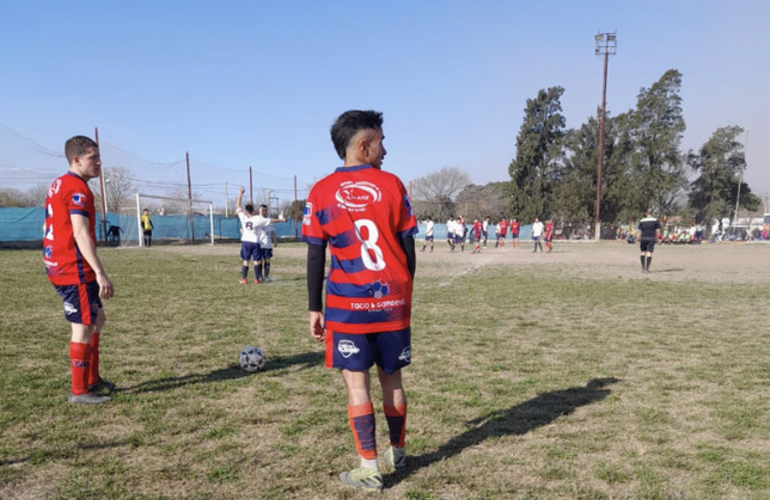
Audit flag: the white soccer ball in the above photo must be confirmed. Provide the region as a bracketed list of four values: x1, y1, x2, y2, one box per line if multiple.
[239, 346, 266, 373]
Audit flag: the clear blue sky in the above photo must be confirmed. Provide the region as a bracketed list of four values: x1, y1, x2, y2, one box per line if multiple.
[1, 0, 768, 207]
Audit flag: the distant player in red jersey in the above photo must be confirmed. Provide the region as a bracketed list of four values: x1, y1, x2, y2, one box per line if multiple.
[510, 218, 520, 248]
[497, 218, 508, 248]
[302, 110, 417, 491]
[544, 219, 554, 252]
[43, 136, 115, 405]
[472, 218, 483, 253]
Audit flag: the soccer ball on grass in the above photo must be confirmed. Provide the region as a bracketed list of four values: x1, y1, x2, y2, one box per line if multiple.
[239, 346, 266, 372]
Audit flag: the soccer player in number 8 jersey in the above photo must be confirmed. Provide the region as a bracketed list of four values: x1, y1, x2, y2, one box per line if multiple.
[302, 110, 417, 492]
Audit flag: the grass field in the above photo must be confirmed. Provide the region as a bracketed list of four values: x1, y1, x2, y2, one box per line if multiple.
[1, 242, 769, 500]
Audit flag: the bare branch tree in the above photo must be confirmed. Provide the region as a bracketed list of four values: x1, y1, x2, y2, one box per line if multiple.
[411, 166, 471, 220]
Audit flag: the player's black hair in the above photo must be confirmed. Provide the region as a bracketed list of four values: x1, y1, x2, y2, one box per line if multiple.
[65, 136, 98, 163]
[330, 110, 384, 160]
[259, 204, 268, 210]
[245, 203, 254, 213]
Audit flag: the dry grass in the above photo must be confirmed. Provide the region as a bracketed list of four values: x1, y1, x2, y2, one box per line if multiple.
[1, 242, 769, 499]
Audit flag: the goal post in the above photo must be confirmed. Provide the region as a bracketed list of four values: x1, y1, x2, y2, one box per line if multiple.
[136, 193, 214, 246]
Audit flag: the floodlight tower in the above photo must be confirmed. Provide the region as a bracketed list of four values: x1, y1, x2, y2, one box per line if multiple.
[594, 31, 617, 241]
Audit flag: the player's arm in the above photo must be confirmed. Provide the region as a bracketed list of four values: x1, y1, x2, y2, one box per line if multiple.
[307, 242, 327, 340]
[399, 235, 416, 279]
[236, 187, 245, 211]
[71, 214, 113, 300]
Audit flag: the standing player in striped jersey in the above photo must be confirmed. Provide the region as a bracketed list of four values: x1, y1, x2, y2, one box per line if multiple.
[303, 110, 417, 492]
[472, 218, 483, 253]
[496, 218, 508, 248]
[44, 136, 115, 404]
[510, 217, 520, 248]
[544, 219, 554, 253]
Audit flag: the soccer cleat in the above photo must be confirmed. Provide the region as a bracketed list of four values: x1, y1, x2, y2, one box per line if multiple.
[88, 378, 115, 395]
[263, 277, 271, 282]
[383, 446, 406, 471]
[339, 467, 383, 492]
[68, 392, 112, 405]
[254, 279, 260, 284]
[239, 278, 248, 284]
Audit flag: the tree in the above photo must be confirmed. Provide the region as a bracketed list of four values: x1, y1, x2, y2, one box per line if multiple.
[454, 182, 508, 221]
[508, 86, 566, 222]
[626, 70, 687, 216]
[687, 125, 760, 228]
[89, 166, 136, 214]
[411, 167, 470, 220]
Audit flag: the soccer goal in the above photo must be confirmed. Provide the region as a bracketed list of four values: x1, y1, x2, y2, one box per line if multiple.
[135, 193, 215, 246]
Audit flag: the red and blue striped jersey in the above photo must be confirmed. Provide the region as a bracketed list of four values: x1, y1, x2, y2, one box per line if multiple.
[302, 165, 418, 334]
[43, 172, 97, 285]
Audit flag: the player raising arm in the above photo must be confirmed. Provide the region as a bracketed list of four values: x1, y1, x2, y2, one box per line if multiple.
[303, 110, 417, 492]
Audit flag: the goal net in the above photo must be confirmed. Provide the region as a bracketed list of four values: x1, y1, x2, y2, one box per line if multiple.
[104, 193, 214, 247]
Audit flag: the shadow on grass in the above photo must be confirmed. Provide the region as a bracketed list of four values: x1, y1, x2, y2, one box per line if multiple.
[390, 377, 620, 486]
[116, 351, 324, 395]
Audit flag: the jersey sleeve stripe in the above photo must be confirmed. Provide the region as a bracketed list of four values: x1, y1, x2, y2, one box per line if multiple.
[398, 226, 418, 239]
[70, 209, 90, 217]
[301, 235, 326, 246]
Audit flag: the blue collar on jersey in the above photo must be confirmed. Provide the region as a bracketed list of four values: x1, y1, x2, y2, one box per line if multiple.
[335, 164, 374, 173]
[66, 171, 88, 183]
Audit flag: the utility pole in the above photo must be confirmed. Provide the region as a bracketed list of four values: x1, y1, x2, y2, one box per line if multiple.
[594, 31, 617, 241]
[94, 127, 108, 242]
[186, 151, 194, 244]
[733, 130, 748, 230]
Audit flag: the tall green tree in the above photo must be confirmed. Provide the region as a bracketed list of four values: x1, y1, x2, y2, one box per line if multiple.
[687, 125, 760, 228]
[627, 69, 687, 215]
[508, 86, 566, 222]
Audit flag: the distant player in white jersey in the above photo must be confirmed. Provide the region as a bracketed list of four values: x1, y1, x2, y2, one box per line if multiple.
[256, 204, 285, 282]
[482, 217, 490, 249]
[421, 216, 435, 252]
[236, 187, 274, 284]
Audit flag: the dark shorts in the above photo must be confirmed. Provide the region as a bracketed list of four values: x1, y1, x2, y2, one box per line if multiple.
[640, 240, 656, 253]
[325, 328, 411, 374]
[240, 242, 260, 261]
[533, 236, 541, 242]
[454, 234, 464, 244]
[511, 233, 519, 239]
[259, 247, 274, 260]
[425, 235, 434, 241]
[482, 230, 488, 239]
[497, 233, 506, 239]
[54, 281, 102, 325]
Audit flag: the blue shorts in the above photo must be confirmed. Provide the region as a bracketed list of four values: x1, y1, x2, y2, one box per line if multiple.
[240, 242, 260, 261]
[259, 247, 274, 260]
[511, 233, 519, 239]
[325, 328, 411, 374]
[54, 281, 102, 325]
[424, 235, 434, 241]
[533, 236, 541, 242]
[482, 230, 488, 239]
[454, 234, 464, 244]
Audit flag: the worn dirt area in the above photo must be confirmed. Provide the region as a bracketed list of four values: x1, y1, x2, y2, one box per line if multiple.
[154, 240, 769, 284]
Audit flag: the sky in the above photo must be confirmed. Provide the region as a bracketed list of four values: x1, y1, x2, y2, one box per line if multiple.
[1, 0, 768, 208]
